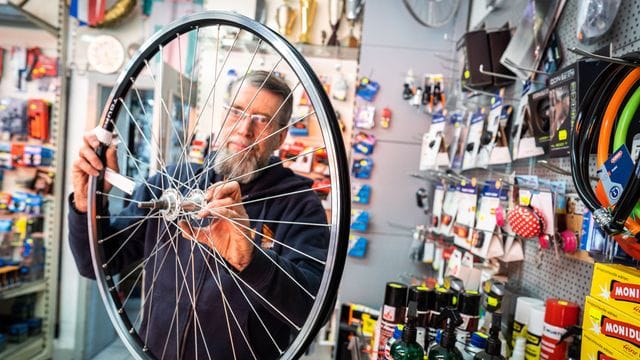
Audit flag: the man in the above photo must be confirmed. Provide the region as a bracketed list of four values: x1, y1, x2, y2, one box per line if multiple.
[68, 71, 329, 359]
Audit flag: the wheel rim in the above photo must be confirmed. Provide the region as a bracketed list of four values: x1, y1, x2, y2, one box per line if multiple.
[85, 11, 350, 360]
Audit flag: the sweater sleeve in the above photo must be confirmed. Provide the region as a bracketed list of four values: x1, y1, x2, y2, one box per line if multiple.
[237, 193, 330, 328]
[67, 175, 163, 279]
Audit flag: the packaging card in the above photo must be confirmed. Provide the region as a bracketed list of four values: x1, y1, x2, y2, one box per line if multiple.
[477, 97, 503, 168]
[597, 145, 634, 205]
[440, 185, 459, 235]
[453, 183, 478, 249]
[450, 112, 468, 171]
[419, 112, 447, 170]
[432, 184, 445, 229]
[475, 181, 502, 231]
[462, 112, 486, 170]
[583, 296, 640, 357]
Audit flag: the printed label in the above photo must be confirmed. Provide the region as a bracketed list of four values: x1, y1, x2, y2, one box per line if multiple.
[601, 317, 640, 346]
[525, 331, 542, 360]
[611, 281, 640, 304]
[382, 305, 398, 322]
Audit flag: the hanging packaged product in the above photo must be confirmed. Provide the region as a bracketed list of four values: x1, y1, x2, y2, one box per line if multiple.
[472, 181, 505, 259]
[431, 184, 445, 230]
[350, 209, 370, 232]
[289, 110, 310, 136]
[356, 77, 380, 102]
[419, 111, 449, 170]
[374, 282, 408, 358]
[354, 105, 376, 129]
[403, 70, 416, 101]
[439, 185, 459, 235]
[547, 59, 608, 157]
[353, 132, 377, 155]
[380, 107, 392, 128]
[590, 262, 640, 318]
[449, 111, 467, 171]
[597, 144, 633, 206]
[331, 72, 349, 101]
[540, 299, 580, 360]
[513, 82, 544, 160]
[352, 183, 371, 204]
[0, 98, 27, 140]
[452, 182, 478, 250]
[477, 96, 504, 168]
[352, 157, 373, 179]
[462, 110, 485, 170]
[347, 235, 367, 258]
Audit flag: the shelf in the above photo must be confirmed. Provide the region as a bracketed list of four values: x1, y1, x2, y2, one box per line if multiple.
[0, 335, 45, 360]
[0, 279, 47, 300]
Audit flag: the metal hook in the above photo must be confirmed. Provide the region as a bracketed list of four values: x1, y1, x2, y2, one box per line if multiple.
[479, 64, 545, 84]
[537, 159, 598, 181]
[502, 58, 549, 76]
[568, 47, 640, 66]
[463, 85, 519, 102]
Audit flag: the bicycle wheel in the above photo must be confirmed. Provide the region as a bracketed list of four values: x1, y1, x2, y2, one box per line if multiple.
[403, 0, 460, 28]
[83, 11, 350, 359]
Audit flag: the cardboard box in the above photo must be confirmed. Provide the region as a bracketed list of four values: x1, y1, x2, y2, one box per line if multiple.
[591, 263, 640, 319]
[582, 296, 640, 359]
[582, 330, 635, 360]
[547, 59, 607, 157]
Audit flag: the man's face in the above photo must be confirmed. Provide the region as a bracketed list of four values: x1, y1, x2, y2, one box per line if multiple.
[214, 85, 286, 182]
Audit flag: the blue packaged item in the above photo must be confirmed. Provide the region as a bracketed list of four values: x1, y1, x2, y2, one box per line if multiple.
[353, 132, 377, 155]
[347, 235, 368, 258]
[352, 157, 374, 179]
[350, 210, 370, 232]
[8, 323, 28, 343]
[356, 77, 380, 102]
[352, 184, 371, 204]
[26, 317, 42, 335]
[9, 192, 28, 213]
[25, 194, 43, 215]
[0, 219, 12, 232]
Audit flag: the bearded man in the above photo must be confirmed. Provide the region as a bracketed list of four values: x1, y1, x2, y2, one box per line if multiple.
[68, 70, 329, 359]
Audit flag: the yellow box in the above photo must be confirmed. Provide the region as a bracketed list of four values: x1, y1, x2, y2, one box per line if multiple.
[581, 331, 635, 360]
[583, 296, 640, 359]
[590, 263, 640, 320]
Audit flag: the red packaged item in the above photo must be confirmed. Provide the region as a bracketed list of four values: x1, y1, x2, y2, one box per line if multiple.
[27, 99, 50, 141]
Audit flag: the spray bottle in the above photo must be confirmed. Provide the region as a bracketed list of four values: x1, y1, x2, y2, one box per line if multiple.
[427, 307, 464, 360]
[409, 285, 434, 350]
[474, 312, 505, 360]
[390, 301, 425, 360]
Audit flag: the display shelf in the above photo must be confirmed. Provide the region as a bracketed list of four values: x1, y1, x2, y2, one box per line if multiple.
[0, 279, 47, 300]
[0, 336, 45, 360]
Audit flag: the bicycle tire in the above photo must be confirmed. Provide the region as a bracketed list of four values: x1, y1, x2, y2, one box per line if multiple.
[403, 0, 460, 28]
[84, 11, 350, 360]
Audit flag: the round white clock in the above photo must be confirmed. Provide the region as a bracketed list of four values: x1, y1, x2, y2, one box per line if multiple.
[87, 34, 125, 74]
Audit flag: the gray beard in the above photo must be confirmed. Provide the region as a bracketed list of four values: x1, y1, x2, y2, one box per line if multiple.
[213, 146, 271, 184]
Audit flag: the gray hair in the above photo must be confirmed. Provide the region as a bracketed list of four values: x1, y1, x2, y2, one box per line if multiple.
[228, 70, 293, 129]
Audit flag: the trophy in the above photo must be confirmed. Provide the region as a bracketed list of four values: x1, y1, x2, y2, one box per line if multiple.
[276, 3, 296, 37]
[327, 0, 344, 46]
[344, 0, 363, 48]
[298, 0, 317, 44]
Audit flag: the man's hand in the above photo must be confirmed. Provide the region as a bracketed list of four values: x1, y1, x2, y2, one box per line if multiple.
[71, 131, 119, 212]
[178, 181, 255, 272]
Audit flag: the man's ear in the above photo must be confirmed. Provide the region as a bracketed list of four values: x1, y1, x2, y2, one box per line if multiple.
[277, 127, 287, 146]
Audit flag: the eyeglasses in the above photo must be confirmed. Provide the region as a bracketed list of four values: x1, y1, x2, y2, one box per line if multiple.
[223, 105, 272, 127]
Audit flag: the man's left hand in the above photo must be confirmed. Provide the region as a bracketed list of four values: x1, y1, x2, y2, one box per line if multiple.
[178, 181, 255, 271]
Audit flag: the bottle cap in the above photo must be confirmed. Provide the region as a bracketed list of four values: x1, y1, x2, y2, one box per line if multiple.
[434, 288, 455, 311]
[527, 305, 546, 336]
[409, 285, 435, 311]
[514, 297, 544, 324]
[458, 290, 481, 316]
[384, 282, 408, 308]
[392, 325, 403, 339]
[544, 298, 580, 328]
[469, 331, 488, 348]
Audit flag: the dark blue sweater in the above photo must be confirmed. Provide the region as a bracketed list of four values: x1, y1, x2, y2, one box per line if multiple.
[68, 157, 329, 359]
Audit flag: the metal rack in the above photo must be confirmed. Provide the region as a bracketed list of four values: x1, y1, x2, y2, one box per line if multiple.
[0, 0, 66, 359]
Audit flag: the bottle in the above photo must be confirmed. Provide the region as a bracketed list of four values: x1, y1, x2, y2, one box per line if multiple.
[456, 290, 481, 352]
[390, 301, 425, 360]
[474, 312, 505, 360]
[463, 332, 488, 360]
[383, 325, 403, 359]
[374, 282, 408, 357]
[409, 285, 435, 350]
[427, 307, 465, 360]
[428, 287, 455, 347]
[510, 337, 526, 360]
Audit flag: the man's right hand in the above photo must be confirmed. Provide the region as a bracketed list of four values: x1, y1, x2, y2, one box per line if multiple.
[72, 131, 119, 212]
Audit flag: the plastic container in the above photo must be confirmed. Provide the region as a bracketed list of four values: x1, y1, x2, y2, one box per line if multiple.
[525, 305, 545, 360]
[27, 317, 42, 336]
[8, 323, 28, 343]
[512, 297, 544, 347]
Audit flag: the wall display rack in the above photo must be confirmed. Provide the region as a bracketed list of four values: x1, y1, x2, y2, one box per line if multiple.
[0, 0, 67, 359]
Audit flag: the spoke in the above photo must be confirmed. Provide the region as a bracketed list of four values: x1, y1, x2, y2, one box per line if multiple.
[99, 215, 151, 244]
[193, 103, 307, 187]
[211, 184, 330, 212]
[196, 242, 301, 331]
[177, 33, 186, 147]
[96, 215, 165, 219]
[234, 218, 331, 228]
[224, 145, 325, 186]
[123, 151, 193, 190]
[204, 25, 222, 192]
[96, 191, 146, 205]
[103, 215, 162, 268]
[120, 264, 144, 309]
[110, 238, 171, 289]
